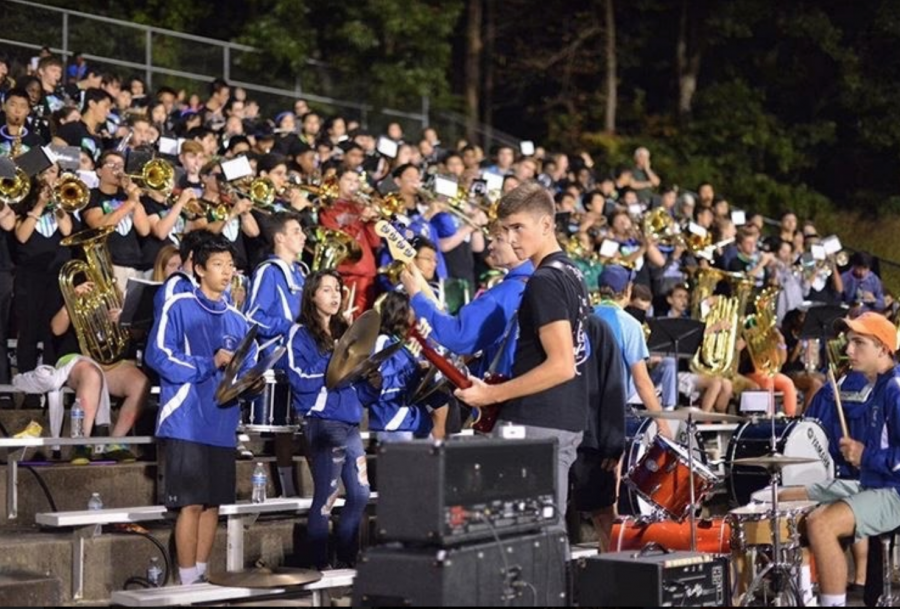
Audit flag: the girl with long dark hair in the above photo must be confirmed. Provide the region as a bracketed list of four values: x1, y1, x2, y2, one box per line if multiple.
[284, 270, 371, 569]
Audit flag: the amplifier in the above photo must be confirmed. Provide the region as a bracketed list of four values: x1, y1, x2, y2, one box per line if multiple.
[352, 529, 568, 607]
[376, 438, 557, 545]
[576, 549, 731, 607]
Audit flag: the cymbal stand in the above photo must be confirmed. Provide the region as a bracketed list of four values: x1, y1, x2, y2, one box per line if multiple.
[740, 468, 804, 605]
[685, 409, 699, 552]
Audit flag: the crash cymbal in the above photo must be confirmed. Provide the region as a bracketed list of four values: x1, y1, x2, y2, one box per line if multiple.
[208, 566, 322, 588]
[732, 453, 819, 469]
[638, 406, 745, 423]
[333, 340, 404, 389]
[326, 309, 381, 390]
[216, 346, 287, 404]
[216, 325, 259, 399]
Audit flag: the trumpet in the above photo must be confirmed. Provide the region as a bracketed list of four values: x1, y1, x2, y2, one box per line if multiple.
[355, 190, 406, 219]
[0, 166, 31, 209]
[119, 158, 175, 195]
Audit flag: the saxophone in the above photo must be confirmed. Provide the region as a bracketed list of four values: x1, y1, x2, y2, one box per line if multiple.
[10, 132, 22, 158]
[743, 287, 782, 376]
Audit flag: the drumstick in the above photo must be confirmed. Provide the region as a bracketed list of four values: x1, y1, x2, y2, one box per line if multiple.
[827, 365, 850, 439]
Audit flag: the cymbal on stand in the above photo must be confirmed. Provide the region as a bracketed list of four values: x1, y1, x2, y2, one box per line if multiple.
[638, 406, 745, 424]
[732, 452, 819, 469]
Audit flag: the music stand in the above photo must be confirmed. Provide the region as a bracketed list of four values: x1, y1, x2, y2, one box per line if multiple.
[646, 318, 705, 360]
[799, 303, 847, 343]
[120, 278, 162, 331]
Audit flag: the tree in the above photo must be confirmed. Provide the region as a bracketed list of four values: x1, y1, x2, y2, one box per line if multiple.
[465, 0, 484, 142]
[603, 0, 616, 133]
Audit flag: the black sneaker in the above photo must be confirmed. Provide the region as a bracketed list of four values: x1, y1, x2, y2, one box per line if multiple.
[103, 443, 137, 463]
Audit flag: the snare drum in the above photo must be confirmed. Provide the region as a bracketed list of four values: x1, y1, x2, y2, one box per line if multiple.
[625, 434, 719, 520]
[728, 501, 817, 550]
[726, 418, 833, 506]
[611, 516, 731, 554]
[240, 369, 296, 433]
[619, 414, 709, 516]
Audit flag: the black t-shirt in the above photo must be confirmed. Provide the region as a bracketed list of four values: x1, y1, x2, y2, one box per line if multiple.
[13, 209, 71, 270]
[57, 121, 105, 163]
[501, 251, 591, 432]
[85, 188, 143, 268]
[140, 195, 182, 270]
[0, 229, 13, 272]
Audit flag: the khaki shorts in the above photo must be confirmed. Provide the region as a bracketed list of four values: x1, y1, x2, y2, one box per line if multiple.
[807, 479, 900, 541]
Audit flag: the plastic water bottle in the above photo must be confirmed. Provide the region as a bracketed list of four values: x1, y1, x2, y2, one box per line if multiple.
[147, 557, 163, 587]
[87, 492, 103, 511]
[251, 463, 267, 504]
[70, 399, 84, 438]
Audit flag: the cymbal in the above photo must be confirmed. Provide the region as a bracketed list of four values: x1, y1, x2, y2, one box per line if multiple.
[638, 406, 745, 423]
[732, 453, 819, 469]
[208, 566, 322, 588]
[216, 346, 287, 404]
[332, 339, 404, 389]
[326, 309, 381, 389]
[218, 325, 259, 391]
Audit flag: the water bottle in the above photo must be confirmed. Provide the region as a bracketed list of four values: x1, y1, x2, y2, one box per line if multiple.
[87, 492, 103, 511]
[70, 399, 84, 438]
[251, 463, 267, 504]
[147, 557, 163, 587]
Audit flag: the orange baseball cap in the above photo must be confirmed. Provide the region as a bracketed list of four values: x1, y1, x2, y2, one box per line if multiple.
[834, 312, 898, 353]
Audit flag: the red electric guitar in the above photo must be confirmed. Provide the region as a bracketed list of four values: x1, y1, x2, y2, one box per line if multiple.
[407, 326, 506, 434]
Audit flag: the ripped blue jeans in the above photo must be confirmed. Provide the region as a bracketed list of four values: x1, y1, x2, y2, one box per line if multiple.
[306, 417, 370, 568]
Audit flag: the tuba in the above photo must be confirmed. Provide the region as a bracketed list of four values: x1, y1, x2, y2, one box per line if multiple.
[308, 227, 362, 272]
[59, 227, 130, 365]
[690, 293, 741, 376]
[743, 287, 781, 376]
[642, 207, 681, 246]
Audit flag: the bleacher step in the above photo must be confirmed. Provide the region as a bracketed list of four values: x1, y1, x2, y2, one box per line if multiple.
[0, 570, 62, 607]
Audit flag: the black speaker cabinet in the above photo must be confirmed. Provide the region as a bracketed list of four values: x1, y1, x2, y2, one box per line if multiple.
[376, 437, 557, 545]
[352, 529, 568, 607]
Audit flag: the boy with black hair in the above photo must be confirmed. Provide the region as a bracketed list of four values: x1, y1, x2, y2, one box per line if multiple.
[0, 88, 45, 156]
[53, 87, 114, 162]
[146, 234, 258, 585]
[153, 229, 214, 317]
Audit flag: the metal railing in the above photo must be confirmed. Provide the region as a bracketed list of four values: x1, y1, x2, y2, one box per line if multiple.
[0, 0, 424, 128]
[0, 0, 525, 151]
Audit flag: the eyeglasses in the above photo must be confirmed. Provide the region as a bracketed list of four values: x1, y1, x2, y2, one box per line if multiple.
[103, 163, 124, 171]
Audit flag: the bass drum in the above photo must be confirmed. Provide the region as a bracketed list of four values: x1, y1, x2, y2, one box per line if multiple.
[726, 418, 833, 506]
[618, 411, 709, 517]
[611, 516, 731, 554]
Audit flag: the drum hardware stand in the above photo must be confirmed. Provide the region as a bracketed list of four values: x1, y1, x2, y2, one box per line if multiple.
[685, 409, 699, 552]
[740, 457, 805, 606]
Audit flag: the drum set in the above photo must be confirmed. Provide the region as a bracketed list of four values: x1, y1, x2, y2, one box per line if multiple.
[620, 406, 834, 605]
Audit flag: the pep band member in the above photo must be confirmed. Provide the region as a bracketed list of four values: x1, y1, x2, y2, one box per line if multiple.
[285, 270, 372, 569]
[780, 312, 900, 608]
[146, 235, 259, 586]
[455, 182, 591, 531]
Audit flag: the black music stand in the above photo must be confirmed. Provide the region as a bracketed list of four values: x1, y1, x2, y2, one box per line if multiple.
[120, 278, 162, 331]
[798, 303, 848, 343]
[646, 318, 705, 359]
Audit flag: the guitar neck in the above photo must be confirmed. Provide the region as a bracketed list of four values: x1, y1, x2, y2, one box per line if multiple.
[408, 327, 472, 389]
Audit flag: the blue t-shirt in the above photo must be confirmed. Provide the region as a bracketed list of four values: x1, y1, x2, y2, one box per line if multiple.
[594, 302, 649, 400]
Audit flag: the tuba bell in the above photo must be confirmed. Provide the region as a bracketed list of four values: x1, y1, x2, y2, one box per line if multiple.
[0, 167, 31, 210]
[308, 227, 362, 272]
[59, 227, 130, 365]
[743, 287, 782, 376]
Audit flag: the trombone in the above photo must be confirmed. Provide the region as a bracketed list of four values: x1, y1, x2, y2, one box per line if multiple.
[118, 158, 175, 195]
